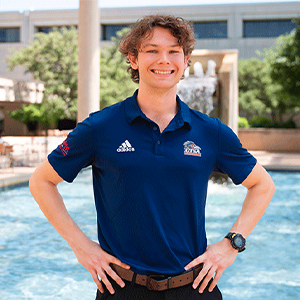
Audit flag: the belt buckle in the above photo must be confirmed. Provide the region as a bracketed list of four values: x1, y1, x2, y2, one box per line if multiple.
[146, 274, 170, 291]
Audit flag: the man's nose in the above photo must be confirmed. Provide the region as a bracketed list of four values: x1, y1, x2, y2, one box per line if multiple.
[157, 51, 170, 64]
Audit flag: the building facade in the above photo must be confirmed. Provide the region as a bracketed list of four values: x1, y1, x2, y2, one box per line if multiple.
[0, 2, 299, 136]
[0, 2, 299, 81]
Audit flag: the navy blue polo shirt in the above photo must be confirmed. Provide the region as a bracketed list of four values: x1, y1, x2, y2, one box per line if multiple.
[48, 90, 256, 275]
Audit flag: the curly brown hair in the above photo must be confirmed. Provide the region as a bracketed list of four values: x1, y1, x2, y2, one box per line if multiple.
[119, 15, 195, 83]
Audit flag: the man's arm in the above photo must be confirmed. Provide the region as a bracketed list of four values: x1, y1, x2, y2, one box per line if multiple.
[184, 162, 275, 293]
[29, 159, 130, 294]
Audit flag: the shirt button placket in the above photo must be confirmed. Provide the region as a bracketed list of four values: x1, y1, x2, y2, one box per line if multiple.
[152, 125, 163, 155]
[154, 138, 162, 155]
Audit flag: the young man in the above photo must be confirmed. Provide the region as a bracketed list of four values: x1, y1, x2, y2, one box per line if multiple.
[29, 15, 275, 299]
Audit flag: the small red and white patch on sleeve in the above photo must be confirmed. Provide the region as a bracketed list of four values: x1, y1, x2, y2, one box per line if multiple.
[59, 140, 70, 156]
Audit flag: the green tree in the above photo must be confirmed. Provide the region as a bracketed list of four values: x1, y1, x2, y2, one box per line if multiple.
[100, 28, 137, 108]
[7, 27, 78, 125]
[262, 18, 300, 121]
[8, 27, 136, 131]
[238, 58, 281, 122]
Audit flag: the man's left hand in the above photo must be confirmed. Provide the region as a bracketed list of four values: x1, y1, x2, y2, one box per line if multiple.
[184, 239, 238, 293]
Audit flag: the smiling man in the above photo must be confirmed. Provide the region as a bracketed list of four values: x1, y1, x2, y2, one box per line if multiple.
[29, 15, 275, 300]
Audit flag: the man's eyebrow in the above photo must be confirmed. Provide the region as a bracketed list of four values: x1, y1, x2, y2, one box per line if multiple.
[142, 43, 181, 48]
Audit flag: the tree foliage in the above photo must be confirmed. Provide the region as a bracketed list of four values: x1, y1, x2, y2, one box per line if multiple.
[238, 58, 281, 122]
[7, 27, 136, 131]
[263, 18, 300, 112]
[8, 27, 78, 123]
[239, 18, 300, 126]
[100, 28, 137, 108]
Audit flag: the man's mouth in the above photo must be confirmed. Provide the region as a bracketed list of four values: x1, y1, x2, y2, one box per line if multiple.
[152, 70, 174, 75]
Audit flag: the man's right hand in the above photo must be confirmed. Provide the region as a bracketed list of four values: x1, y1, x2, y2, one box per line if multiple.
[70, 238, 131, 294]
[29, 160, 131, 295]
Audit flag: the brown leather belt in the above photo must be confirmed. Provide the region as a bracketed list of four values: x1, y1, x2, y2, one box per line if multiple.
[111, 263, 203, 291]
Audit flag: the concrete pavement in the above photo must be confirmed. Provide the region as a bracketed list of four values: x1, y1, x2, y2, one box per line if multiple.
[1, 151, 299, 190]
[250, 151, 300, 172]
[0, 167, 36, 190]
[0, 135, 64, 190]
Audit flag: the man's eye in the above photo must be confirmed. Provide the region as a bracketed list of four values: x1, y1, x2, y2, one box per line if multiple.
[170, 49, 182, 54]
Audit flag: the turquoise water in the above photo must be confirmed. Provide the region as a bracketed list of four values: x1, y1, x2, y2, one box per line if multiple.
[0, 170, 299, 299]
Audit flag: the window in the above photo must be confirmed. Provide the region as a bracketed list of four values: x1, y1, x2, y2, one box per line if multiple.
[0, 27, 20, 43]
[193, 21, 227, 39]
[37, 26, 53, 34]
[36, 25, 77, 34]
[243, 19, 297, 38]
[101, 24, 131, 41]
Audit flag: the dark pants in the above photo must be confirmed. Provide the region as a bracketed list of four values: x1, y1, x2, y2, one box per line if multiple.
[95, 276, 222, 300]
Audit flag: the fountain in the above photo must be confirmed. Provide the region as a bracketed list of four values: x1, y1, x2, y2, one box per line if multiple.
[177, 60, 218, 116]
[177, 51, 239, 183]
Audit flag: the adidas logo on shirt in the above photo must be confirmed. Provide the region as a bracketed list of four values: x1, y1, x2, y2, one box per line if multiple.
[117, 140, 135, 152]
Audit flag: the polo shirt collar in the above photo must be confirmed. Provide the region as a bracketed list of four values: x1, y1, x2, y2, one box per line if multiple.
[125, 90, 191, 129]
[125, 90, 145, 123]
[177, 94, 192, 129]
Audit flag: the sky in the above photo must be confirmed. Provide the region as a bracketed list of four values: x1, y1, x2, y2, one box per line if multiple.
[0, 0, 299, 12]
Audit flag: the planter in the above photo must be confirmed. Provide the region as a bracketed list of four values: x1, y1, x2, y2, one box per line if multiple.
[57, 119, 76, 131]
[238, 128, 300, 152]
[26, 121, 38, 132]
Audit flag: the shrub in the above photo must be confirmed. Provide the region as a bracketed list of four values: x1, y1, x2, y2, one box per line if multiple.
[250, 115, 275, 128]
[238, 117, 249, 128]
[280, 119, 296, 128]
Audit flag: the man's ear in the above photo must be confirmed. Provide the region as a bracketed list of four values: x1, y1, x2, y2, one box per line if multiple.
[128, 53, 138, 70]
[184, 56, 189, 69]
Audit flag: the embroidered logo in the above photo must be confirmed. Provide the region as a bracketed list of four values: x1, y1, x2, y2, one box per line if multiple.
[117, 140, 135, 152]
[59, 139, 69, 156]
[183, 141, 201, 157]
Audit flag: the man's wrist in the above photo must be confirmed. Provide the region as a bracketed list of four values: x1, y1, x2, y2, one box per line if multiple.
[225, 232, 246, 252]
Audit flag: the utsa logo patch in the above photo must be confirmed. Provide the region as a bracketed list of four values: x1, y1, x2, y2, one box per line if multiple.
[59, 139, 69, 156]
[183, 141, 201, 157]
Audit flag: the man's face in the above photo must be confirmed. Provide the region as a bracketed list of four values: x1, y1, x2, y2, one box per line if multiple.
[129, 26, 189, 92]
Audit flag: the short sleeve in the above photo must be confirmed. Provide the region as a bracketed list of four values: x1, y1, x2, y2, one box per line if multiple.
[48, 117, 95, 182]
[214, 119, 257, 185]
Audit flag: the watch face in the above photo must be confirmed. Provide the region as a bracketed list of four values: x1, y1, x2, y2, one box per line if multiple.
[234, 236, 245, 248]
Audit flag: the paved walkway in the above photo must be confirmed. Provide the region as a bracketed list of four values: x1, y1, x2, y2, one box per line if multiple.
[250, 151, 300, 172]
[0, 167, 36, 190]
[0, 151, 299, 190]
[0, 135, 64, 190]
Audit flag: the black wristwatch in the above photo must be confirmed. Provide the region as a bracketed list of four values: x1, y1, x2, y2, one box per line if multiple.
[225, 232, 246, 252]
